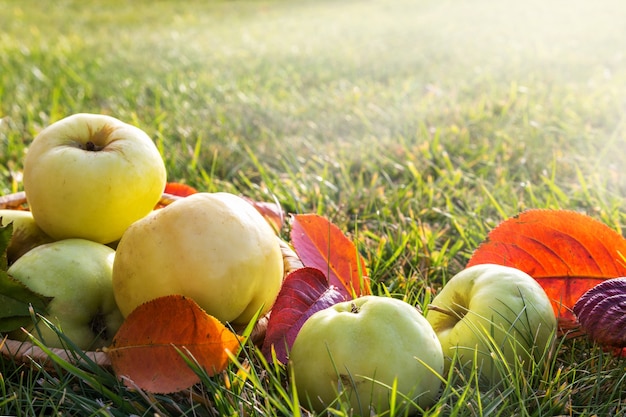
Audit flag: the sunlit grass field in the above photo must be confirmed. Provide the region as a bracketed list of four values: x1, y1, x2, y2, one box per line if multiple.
[2, 0, 626, 415]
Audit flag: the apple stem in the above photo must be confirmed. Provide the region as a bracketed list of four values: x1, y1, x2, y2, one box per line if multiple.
[427, 304, 457, 318]
[85, 141, 98, 151]
[350, 302, 360, 314]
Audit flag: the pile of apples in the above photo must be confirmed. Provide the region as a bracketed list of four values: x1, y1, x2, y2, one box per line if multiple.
[2, 113, 559, 416]
[2, 113, 284, 350]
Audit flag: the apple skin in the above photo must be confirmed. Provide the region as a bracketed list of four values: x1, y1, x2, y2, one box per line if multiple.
[289, 296, 444, 415]
[426, 264, 556, 385]
[7, 238, 124, 350]
[23, 113, 167, 244]
[112, 192, 284, 325]
[0, 209, 54, 264]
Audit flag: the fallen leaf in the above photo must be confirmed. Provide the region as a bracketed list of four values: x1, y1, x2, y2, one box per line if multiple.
[0, 192, 27, 210]
[0, 273, 52, 332]
[467, 209, 626, 329]
[261, 267, 345, 363]
[242, 196, 285, 233]
[291, 214, 370, 299]
[108, 295, 243, 393]
[154, 183, 198, 209]
[1, 338, 111, 369]
[164, 182, 198, 197]
[573, 277, 626, 348]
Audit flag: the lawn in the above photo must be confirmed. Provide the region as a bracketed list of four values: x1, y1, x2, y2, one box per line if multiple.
[1, 0, 626, 415]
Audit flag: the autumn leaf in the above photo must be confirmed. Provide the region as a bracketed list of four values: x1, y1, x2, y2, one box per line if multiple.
[108, 295, 243, 394]
[156, 183, 198, 209]
[573, 277, 626, 348]
[0, 192, 27, 210]
[467, 209, 626, 329]
[164, 182, 198, 197]
[242, 197, 285, 234]
[261, 267, 345, 363]
[290, 214, 370, 299]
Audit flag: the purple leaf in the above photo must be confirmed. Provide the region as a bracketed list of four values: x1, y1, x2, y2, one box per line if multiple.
[573, 277, 626, 347]
[262, 267, 345, 363]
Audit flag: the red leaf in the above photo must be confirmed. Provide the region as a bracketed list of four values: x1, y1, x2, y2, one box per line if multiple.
[261, 267, 345, 364]
[467, 209, 626, 329]
[290, 214, 370, 299]
[242, 197, 285, 233]
[108, 295, 243, 393]
[164, 182, 198, 197]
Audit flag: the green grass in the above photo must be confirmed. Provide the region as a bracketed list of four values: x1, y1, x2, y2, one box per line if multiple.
[2, 0, 626, 415]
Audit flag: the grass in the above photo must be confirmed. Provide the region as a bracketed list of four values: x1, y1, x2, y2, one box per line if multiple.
[1, 0, 626, 415]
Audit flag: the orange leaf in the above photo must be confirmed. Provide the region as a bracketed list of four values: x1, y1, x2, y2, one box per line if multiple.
[108, 295, 243, 393]
[467, 209, 626, 329]
[290, 214, 370, 298]
[164, 182, 198, 197]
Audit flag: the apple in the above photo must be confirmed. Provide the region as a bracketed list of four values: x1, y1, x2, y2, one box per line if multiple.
[0, 209, 54, 264]
[23, 113, 167, 244]
[112, 192, 284, 325]
[7, 238, 124, 350]
[426, 264, 556, 385]
[289, 296, 444, 415]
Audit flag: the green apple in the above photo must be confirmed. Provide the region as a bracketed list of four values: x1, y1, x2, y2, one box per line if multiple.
[7, 238, 124, 350]
[289, 296, 444, 415]
[426, 264, 556, 385]
[0, 209, 54, 264]
[23, 113, 167, 244]
[112, 192, 284, 325]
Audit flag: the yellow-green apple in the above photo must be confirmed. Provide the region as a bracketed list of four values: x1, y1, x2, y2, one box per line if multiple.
[112, 192, 284, 325]
[289, 296, 444, 415]
[23, 113, 167, 244]
[426, 264, 556, 385]
[7, 238, 124, 349]
[0, 209, 54, 264]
